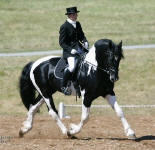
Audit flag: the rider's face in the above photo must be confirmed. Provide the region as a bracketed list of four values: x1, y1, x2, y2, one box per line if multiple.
[68, 13, 78, 21]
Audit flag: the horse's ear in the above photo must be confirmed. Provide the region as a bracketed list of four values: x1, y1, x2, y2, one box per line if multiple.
[118, 40, 122, 48]
[109, 40, 113, 48]
[118, 40, 124, 58]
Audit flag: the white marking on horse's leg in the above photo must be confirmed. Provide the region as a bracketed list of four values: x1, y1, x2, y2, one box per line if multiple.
[69, 90, 90, 135]
[19, 99, 44, 137]
[69, 103, 90, 135]
[44, 98, 67, 135]
[105, 95, 135, 138]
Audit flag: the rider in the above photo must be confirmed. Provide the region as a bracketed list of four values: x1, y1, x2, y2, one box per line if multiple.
[59, 6, 89, 95]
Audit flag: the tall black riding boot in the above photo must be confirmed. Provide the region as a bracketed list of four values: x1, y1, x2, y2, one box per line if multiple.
[61, 69, 72, 95]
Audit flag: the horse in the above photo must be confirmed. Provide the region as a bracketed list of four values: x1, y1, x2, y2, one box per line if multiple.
[18, 39, 136, 139]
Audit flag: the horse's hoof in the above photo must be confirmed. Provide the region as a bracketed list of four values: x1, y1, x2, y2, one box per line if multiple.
[67, 131, 72, 138]
[67, 131, 77, 139]
[128, 134, 137, 140]
[19, 130, 24, 138]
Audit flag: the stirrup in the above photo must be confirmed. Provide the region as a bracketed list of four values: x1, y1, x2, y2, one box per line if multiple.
[61, 87, 71, 95]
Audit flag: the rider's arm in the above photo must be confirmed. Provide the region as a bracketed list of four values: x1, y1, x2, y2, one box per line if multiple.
[77, 21, 88, 43]
[59, 25, 72, 53]
[77, 22, 89, 50]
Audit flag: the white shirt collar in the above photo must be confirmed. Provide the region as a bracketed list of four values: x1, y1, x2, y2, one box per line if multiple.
[67, 18, 76, 28]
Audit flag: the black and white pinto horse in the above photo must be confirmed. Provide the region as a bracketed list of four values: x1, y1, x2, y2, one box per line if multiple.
[19, 39, 136, 139]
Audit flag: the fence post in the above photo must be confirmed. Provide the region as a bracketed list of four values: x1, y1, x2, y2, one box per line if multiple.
[58, 102, 70, 119]
[58, 102, 65, 119]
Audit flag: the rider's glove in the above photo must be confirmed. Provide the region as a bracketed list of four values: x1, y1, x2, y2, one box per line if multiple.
[71, 49, 77, 54]
[83, 42, 89, 50]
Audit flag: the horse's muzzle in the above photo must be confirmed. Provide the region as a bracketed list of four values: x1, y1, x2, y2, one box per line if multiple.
[109, 70, 119, 82]
[110, 74, 115, 82]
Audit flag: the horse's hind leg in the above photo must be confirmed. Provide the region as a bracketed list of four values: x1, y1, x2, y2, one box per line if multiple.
[105, 95, 136, 139]
[19, 96, 44, 137]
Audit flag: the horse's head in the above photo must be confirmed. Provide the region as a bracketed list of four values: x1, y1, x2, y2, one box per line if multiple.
[95, 39, 124, 82]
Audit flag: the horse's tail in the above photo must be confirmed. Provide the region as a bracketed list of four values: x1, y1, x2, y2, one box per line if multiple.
[19, 62, 35, 110]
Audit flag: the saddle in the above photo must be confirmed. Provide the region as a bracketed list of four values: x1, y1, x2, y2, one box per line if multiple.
[54, 57, 67, 80]
[54, 52, 86, 79]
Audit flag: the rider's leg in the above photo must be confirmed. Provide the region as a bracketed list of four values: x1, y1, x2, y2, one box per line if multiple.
[67, 57, 76, 73]
[61, 57, 76, 95]
[68, 56, 81, 97]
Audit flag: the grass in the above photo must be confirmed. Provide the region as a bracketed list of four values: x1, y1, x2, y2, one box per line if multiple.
[0, 0, 155, 52]
[0, 49, 155, 116]
[0, 0, 155, 116]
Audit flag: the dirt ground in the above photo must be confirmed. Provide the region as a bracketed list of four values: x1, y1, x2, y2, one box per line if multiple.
[0, 115, 155, 150]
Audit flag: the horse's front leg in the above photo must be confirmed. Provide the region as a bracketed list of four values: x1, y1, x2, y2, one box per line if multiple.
[105, 95, 136, 139]
[68, 90, 90, 136]
[68, 104, 90, 136]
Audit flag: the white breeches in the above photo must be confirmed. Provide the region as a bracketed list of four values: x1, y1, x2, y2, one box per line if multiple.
[67, 57, 76, 72]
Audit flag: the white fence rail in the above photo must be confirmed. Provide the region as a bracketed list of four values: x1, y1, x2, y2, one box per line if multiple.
[58, 102, 155, 119]
[1, 44, 155, 57]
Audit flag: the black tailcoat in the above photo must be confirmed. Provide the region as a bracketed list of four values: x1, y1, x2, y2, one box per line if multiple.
[59, 21, 88, 59]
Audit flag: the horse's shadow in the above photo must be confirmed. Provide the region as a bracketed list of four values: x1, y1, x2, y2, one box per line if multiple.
[70, 135, 155, 142]
[104, 135, 155, 142]
[134, 135, 155, 142]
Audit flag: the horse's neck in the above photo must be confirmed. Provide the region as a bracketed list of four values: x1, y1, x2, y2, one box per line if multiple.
[77, 45, 98, 77]
[76, 46, 98, 86]
[84, 45, 98, 68]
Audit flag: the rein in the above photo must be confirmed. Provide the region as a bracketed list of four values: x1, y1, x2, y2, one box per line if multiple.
[84, 60, 110, 74]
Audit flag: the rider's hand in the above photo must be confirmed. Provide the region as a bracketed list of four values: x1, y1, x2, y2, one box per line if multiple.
[83, 42, 89, 50]
[71, 49, 77, 54]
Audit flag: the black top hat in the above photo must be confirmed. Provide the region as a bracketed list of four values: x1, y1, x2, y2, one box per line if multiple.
[65, 7, 80, 15]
